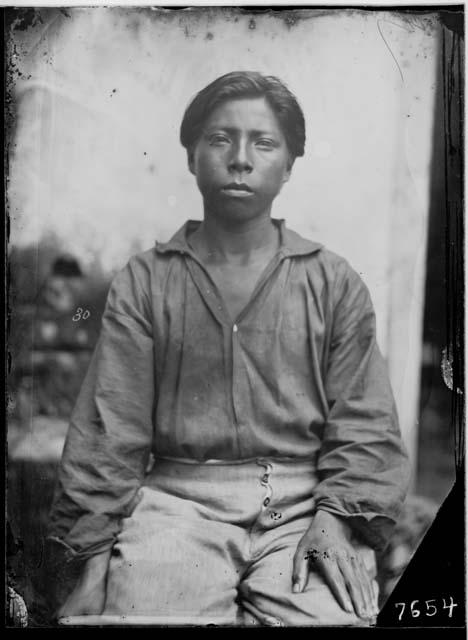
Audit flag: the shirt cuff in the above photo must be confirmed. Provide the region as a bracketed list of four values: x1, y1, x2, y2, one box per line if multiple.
[314, 496, 401, 551]
[46, 535, 116, 564]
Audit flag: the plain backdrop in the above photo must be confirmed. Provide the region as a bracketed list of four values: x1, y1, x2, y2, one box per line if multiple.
[7, 6, 441, 472]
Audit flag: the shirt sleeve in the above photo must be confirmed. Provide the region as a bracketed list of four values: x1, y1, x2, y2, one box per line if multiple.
[313, 259, 411, 551]
[47, 256, 155, 562]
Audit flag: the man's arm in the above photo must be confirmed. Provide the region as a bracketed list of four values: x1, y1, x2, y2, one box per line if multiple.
[47, 256, 155, 613]
[293, 259, 410, 618]
[314, 260, 410, 548]
[56, 549, 112, 618]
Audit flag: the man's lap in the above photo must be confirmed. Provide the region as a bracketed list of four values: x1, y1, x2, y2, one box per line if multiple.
[102, 487, 375, 626]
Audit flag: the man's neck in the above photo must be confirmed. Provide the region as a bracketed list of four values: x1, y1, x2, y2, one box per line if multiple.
[191, 212, 279, 265]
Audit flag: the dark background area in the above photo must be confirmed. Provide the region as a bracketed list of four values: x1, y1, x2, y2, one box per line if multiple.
[377, 8, 464, 628]
[415, 9, 463, 507]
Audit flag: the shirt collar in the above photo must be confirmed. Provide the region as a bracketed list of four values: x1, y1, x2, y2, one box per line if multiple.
[154, 219, 322, 258]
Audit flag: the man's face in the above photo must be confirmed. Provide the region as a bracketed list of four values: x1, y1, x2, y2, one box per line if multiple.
[189, 97, 293, 222]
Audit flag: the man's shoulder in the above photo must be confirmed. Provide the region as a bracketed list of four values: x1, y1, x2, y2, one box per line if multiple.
[315, 247, 360, 281]
[107, 246, 160, 294]
[125, 221, 192, 275]
[289, 232, 355, 279]
[125, 242, 177, 275]
[288, 231, 367, 298]
[126, 246, 158, 270]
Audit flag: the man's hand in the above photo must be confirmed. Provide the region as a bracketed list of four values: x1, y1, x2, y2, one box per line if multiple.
[292, 510, 378, 620]
[57, 549, 112, 619]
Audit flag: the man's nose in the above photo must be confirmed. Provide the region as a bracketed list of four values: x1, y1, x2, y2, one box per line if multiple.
[228, 142, 253, 173]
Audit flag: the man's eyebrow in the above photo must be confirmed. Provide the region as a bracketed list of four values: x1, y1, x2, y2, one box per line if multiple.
[203, 126, 278, 137]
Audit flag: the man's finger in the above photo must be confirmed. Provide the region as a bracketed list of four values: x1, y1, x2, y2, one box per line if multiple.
[292, 544, 309, 593]
[338, 555, 369, 619]
[355, 555, 378, 615]
[315, 554, 354, 614]
[371, 579, 380, 614]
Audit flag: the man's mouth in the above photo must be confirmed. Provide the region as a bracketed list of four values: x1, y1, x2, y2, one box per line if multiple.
[221, 183, 254, 197]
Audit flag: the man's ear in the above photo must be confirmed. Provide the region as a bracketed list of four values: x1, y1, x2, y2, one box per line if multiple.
[283, 157, 295, 184]
[187, 149, 196, 175]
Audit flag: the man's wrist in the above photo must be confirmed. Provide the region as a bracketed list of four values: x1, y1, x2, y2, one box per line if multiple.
[313, 509, 353, 536]
[81, 549, 112, 580]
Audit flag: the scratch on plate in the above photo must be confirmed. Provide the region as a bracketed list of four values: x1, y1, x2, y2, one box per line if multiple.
[377, 20, 404, 83]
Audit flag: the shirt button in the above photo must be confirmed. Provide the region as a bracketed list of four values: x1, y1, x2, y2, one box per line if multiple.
[263, 497, 270, 507]
[262, 474, 269, 483]
[233, 324, 238, 333]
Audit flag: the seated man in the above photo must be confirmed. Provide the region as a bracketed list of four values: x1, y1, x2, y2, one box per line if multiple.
[47, 71, 410, 626]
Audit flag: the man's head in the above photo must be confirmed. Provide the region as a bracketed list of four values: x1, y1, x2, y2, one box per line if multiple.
[180, 72, 306, 222]
[180, 71, 306, 162]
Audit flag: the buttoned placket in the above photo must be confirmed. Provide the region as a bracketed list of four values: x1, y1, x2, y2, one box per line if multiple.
[182, 248, 286, 458]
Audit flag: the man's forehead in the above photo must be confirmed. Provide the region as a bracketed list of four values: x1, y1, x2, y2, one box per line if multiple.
[204, 97, 282, 131]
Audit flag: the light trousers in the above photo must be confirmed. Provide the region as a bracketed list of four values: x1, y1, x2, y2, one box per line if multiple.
[102, 456, 377, 626]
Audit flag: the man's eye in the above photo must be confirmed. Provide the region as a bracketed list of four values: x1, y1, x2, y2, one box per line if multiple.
[209, 134, 230, 145]
[256, 139, 275, 149]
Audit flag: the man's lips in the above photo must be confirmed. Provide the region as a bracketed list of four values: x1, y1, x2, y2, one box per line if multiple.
[221, 183, 254, 197]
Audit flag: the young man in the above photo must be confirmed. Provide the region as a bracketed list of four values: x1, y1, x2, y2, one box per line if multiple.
[48, 71, 410, 626]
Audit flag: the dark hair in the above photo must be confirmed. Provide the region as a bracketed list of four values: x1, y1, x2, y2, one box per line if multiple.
[180, 71, 305, 159]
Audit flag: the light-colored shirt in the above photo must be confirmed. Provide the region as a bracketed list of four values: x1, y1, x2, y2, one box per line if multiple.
[48, 219, 410, 560]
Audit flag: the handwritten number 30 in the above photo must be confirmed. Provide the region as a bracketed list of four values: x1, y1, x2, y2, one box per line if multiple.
[73, 307, 90, 322]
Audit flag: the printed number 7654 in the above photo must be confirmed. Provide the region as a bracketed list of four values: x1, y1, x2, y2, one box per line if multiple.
[395, 597, 457, 620]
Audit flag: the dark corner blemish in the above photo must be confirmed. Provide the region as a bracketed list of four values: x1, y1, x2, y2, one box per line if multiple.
[205, 32, 214, 40]
[282, 13, 300, 29]
[440, 9, 464, 38]
[6, 7, 43, 32]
